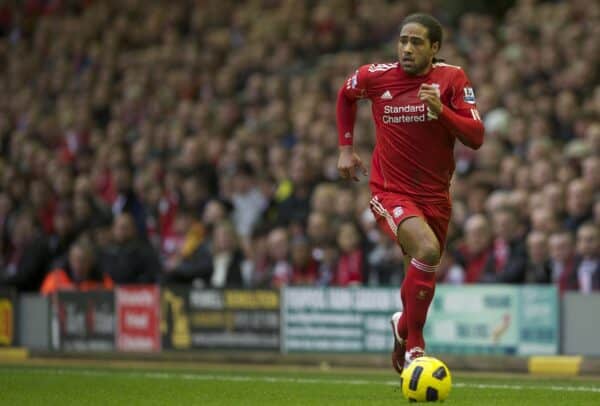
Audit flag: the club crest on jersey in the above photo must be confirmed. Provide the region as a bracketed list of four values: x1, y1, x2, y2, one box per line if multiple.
[346, 70, 359, 90]
[463, 87, 476, 104]
[393, 206, 404, 218]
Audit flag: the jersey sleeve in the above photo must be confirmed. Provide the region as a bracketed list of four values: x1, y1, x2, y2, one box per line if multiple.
[437, 68, 484, 149]
[337, 65, 371, 146]
[449, 68, 480, 118]
[342, 65, 371, 100]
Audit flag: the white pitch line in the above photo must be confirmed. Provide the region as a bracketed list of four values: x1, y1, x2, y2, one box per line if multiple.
[7, 368, 600, 394]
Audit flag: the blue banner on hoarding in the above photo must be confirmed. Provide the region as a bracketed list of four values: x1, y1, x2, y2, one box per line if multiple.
[282, 286, 558, 355]
[282, 287, 401, 353]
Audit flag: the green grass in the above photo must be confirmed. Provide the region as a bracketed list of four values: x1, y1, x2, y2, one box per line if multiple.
[0, 361, 599, 405]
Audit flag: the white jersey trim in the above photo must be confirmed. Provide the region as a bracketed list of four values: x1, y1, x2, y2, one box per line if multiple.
[370, 196, 398, 237]
[368, 63, 399, 73]
[432, 62, 462, 70]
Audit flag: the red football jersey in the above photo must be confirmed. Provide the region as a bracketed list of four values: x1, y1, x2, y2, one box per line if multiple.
[340, 62, 482, 202]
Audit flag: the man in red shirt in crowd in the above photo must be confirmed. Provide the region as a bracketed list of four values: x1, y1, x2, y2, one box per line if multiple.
[336, 13, 484, 374]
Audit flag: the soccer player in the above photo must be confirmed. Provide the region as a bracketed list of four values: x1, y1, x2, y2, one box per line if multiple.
[336, 13, 484, 374]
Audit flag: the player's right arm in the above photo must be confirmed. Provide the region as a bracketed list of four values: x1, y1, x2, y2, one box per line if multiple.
[336, 66, 370, 182]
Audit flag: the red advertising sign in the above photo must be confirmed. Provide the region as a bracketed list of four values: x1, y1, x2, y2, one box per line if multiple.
[116, 286, 160, 352]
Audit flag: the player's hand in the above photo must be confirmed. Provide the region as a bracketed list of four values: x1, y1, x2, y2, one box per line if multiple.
[418, 84, 443, 119]
[337, 146, 367, 182]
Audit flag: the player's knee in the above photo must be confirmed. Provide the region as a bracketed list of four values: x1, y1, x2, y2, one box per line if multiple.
[415, 241, 441, 266]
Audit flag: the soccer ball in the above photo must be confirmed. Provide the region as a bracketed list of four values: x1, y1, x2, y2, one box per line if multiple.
[400, 357, 452, 402]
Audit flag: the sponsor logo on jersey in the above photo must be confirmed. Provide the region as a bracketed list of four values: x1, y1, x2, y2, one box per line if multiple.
[381, 90, 393, 100]
[382, 104, 430, 123]
[463, 87, 476, 104]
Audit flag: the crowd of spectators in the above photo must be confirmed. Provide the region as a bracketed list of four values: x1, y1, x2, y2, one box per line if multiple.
[0, 0, 598, 295]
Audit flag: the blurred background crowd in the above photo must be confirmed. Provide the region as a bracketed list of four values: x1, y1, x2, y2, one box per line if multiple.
[0, 0, 598, 295]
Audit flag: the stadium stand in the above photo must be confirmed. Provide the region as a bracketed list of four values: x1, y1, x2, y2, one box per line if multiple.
[0, 0, 598, 293]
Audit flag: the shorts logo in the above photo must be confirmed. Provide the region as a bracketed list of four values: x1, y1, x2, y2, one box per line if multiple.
[393, 206, 404, 218]
[463, 87, 476, 104]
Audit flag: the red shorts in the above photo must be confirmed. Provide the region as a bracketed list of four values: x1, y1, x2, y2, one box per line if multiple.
[369, 192, 451, 250]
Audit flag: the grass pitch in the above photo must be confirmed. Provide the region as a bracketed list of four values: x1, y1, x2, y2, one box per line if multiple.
[1, 360, 599, 405]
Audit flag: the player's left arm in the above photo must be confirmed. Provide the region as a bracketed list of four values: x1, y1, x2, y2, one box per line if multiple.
[418, 70, 484, 150]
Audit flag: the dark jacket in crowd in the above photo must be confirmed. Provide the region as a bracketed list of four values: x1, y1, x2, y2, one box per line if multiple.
[163, 243, 245, 288]
[99, 239, 160, 284]
[0, 237, 50, 291]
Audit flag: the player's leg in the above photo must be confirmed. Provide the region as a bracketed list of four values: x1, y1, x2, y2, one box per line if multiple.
[390, 254, 410, 373]
[370, 194, 440, 372]
[396, 216, 441, 364]
[370, 194, 409, 373]
[397, 254, 410, 334]
[394, 254, 411, 339]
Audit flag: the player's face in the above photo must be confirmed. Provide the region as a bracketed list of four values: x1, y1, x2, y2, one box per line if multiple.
[398, 23, 439, 76]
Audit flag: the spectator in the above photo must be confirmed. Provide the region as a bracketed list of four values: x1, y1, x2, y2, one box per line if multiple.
[161, 211, 209, 285]
[178, 137, 219, 196]
[453, 214, 495, 284]
[47, 204, 77, 265]
[581, 156, 600, 193]
[290, 236, 319, 285]
[244, 225, 272, 288]
[524, 231, 552, 284]
[111, 164, 147, 236]
[334, 186, 356, 223]
[40, 239, 113, 295]
[564, 178, 594, 232]
[29, 179, 56, 235]
[368, 238, 405, 286]
[568, 223, 600, 293]
[482, 207, 528, 283]
[98, 213, 160, 284]
[180, 175, 210, 217]
[72, 193, 112, 237]
[530, 207, 561, 235]
[334, 222, 365, 286]
[275, 153, 314, 226]
[230, 162, 268, 243]
[162, 219, 245, 288]
[548, 231, 577, 294]
[266, 227, 292, 288]
[306, 211, 333, 264]
[209, 221, 245, 288]
[0, 209, 50, 291]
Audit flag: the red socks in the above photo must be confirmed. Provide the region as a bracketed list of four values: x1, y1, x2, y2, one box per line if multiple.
[396, 258, 437, 351]
[398, 281, 408, 339]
